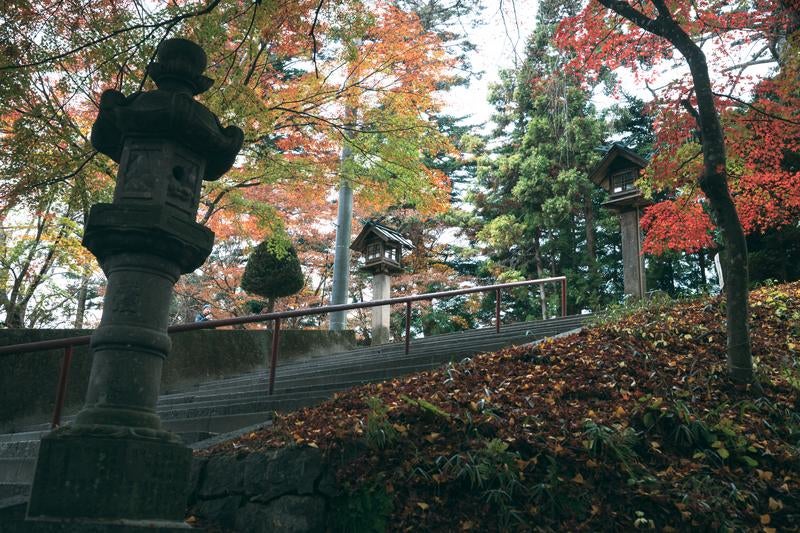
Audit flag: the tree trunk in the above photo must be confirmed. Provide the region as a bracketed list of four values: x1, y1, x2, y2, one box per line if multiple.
[680, 45, 753, 383]
[534, 230, 547, 319]
[4, 304, 25, 328]
[584, 194, 596, 265]
[597, 0, 754, 384]
[698, 250, 708, 292]
[74, 266, 91, 329]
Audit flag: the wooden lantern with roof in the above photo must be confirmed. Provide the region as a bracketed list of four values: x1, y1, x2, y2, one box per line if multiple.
[588, 143, 651, 298]
[351, 220, 414, 344]
[350, 220, 414, 275]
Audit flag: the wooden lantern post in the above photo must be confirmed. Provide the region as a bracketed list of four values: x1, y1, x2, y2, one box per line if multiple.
[351, 221, 413, 344]
[589, 143, 651, 299]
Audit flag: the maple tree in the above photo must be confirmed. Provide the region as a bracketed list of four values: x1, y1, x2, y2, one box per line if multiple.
[0, 1, 472, 327]
[555, 0, 800, 384]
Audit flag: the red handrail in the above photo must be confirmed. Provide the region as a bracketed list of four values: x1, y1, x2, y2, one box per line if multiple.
[0, 276, 568, 427]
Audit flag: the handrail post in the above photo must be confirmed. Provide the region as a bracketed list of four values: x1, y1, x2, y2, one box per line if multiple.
[495, 288, 501, 333]
[51, 346, 74, 428]
[561, 278, 567, 317]
[405, 302, 412, 355]
[268, 318, 281, 396]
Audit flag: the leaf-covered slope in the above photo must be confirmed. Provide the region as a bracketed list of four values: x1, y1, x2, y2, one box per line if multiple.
[200, 283, 800, 531]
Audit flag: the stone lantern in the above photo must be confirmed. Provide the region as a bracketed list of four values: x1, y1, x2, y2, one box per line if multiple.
[25, 38, 243, 528]
[588, 143, 651, 299]
[351, 221, 413, 344]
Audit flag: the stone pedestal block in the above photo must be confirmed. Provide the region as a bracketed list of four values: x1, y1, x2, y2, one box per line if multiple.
[26, 430, 190, 524]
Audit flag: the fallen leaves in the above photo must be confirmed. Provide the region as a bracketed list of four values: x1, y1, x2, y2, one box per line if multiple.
[197, 282, 800, 531]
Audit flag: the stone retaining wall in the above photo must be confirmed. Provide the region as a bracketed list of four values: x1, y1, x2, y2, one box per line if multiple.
[188, 447, 338, 532]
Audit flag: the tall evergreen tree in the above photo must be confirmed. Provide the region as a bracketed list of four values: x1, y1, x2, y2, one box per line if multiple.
[472, 0, 616, 314]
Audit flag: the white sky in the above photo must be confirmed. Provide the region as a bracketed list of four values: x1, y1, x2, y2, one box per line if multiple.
[441, 1, 777, 131]
[442, 0, 539, 127]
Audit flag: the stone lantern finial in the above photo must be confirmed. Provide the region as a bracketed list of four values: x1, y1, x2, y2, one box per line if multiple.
[148, 38, 214, 95]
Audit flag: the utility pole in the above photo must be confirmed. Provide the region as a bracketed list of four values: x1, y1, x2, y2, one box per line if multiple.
[329, 38, 361, 331]
[329, 125, 354, 330]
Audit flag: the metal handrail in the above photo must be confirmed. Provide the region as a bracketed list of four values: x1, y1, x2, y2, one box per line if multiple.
[1, 276, 567, 427]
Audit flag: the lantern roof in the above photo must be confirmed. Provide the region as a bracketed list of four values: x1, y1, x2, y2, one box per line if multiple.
[351, 220, 414, 252]
[588, 143, 648, 191]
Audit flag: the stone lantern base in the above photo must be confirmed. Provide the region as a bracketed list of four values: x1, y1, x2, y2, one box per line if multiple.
[25, 429, 191, 528]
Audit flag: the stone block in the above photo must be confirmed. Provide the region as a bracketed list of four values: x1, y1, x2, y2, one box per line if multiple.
[234, 496, 325, 533]
[186, 457, 207, 505]
[245, 447, 323, 502]
[192, 494, 242, 528]
[197, 454, 245, 497]
[26, 432, 190, 522]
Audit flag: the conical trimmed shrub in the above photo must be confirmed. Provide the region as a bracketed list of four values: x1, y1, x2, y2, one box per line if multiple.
[241, 242, 304, 308]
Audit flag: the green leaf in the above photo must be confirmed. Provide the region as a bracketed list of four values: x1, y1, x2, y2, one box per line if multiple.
[741, 456, 758, 467]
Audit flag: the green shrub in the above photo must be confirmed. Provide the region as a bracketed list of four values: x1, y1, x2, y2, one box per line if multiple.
[241, 240, 304, 311]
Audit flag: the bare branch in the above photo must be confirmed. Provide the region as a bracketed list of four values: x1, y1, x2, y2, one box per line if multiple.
[712, 91, 800, 125]
[310, 0, 325, 78]
[0, 0, 224, 71]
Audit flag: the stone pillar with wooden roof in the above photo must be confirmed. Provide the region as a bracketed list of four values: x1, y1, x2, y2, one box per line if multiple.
[589, 143, 651, 299]
[351, 221, 414, 344]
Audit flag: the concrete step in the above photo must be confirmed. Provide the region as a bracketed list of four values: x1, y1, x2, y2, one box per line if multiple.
[0, 482, 29, 499]
[185, 318, 581, 392]
[10, 321, 583, 435]
[156, 363, 444, 416]
[184, 330, 572, 399]
[184, 319, 583, 396]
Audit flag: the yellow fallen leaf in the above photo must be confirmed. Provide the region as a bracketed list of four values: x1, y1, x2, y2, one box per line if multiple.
[760, 514, 770, 525]
[424, 433, 440, 443]
[417, 502, 430, 510]
[572, 473, 585, 484]
[768, 497, 783, 511]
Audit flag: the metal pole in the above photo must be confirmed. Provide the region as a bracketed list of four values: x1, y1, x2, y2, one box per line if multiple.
[405, 302, 412, 355]
[561, 278, 567, 317]
[495, 288, 501, 333]
[329, 104, 356, 331]
[268, 318, 281, 396]
[51, 346, 74, 428]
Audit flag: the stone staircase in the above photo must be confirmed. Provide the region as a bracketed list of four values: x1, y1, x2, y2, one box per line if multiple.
[0, 315, 586, 499]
